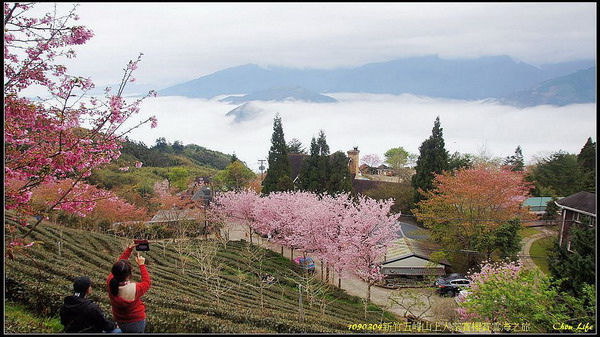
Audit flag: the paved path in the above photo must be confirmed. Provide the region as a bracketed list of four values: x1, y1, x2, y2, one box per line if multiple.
[519, 227, 557, 273]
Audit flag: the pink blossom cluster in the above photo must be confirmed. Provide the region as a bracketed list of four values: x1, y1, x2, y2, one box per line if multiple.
[466, 260, 523, 293]
[456, 260, 524, 321]
[4, 3, 94, 94]
[213, 190, 400, 282]
[4, 3, 158, 221]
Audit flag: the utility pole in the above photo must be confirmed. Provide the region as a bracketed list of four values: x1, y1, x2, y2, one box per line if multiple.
[258, 159, 266, 180]
[298, 284, 304, 323]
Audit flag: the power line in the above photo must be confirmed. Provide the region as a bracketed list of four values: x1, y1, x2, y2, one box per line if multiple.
[399, 213, 558, 224]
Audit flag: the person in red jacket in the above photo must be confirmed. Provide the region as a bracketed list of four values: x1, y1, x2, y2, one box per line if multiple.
[106, 241, 151, 333]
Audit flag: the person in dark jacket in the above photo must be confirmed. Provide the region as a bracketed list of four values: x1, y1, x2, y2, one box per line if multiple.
[60, 276, 121, 333]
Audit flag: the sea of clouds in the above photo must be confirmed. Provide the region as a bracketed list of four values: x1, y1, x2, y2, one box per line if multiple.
[124, 93, 596, 172]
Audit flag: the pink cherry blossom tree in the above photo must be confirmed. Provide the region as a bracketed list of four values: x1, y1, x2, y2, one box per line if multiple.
[212, 190, 261, 244]
[344, 196, 399, 306]
[4, 3, 157, 240]
[252, 191, 304, 258]
[360, 153, 382, 168]
[212, 189, 400, 306]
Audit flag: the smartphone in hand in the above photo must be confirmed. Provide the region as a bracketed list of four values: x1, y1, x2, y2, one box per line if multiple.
[134, 239, 150, 251]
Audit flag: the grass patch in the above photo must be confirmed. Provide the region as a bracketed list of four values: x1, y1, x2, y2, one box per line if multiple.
[529, 236, 555, 275]
[519, 226, 541, 239]
[4, 301, 63, 333]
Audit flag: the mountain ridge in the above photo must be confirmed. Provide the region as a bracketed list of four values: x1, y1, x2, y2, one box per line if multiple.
[158, 55, 595, 104]
[500, 67, 596, 107]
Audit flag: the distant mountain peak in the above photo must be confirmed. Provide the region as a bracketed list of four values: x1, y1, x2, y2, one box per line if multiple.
[219, 85, 338, 104]
[225, 102, 263, 123]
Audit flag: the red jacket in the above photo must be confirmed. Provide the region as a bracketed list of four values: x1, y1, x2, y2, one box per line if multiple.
[106, 247, 151, 323]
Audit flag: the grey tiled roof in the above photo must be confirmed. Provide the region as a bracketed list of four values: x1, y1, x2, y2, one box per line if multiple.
[556, 191, 596, 215]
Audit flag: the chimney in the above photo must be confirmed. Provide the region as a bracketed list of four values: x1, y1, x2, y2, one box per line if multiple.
[347, 147, 359, 175]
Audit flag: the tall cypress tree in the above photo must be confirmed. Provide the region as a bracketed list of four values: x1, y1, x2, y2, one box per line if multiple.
[577, 137, 596, 193]
[315, 130, 330, 194]
[299, 130, 333, 194]
[299, 137, 319, 191]
[262, 114, 293, 194]
[327, 151, 354, 195]
[412, 116, 449, 202]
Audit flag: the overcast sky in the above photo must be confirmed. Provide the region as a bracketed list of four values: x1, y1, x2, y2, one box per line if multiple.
[47, 2, 597, 88]
[19, 2, 596, 171]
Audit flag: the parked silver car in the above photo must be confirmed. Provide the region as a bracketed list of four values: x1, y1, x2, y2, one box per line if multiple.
[434, 273, 471, 297]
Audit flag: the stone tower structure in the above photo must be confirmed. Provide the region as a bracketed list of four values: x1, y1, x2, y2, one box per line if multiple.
[347, 147, 359, 175]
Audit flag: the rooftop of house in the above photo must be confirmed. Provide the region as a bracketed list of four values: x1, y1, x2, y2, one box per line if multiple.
[383, 237, 451, 266]
[383, 222, 450, 266]
[191, 187, 212, 201]
[150, 209, 201, 222]
[556, 191, 596, 216]
[523, 197, 558, 207]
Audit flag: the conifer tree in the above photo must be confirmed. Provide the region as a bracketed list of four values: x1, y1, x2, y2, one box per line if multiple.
[287, 138, 306, 154]
[327, 151, 354, 195]
[503, 145, 525, 171]
[299, 137, 320, 191]
[262, 114, 293, 194]
[549, 225, 595, 296]
[528, 151, 585, 197]
[299, 130, 331, 194]
[577, 137, 596, 193]
[315, 130, 331, 193]
[412, 116, 449, 202]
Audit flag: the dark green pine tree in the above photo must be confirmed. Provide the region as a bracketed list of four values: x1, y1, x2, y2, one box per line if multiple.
[503, 145, 525, 171]
[577, 137, 596, 193]
[549, 225, 596, 296]
[528, 151, 585, 197]
[327, 151, 354, 195]
[261, 114, 293, 194]
[299, 137, 320, 191]
[315, 130, 331, 194]
[299, 130, 332, 194]
[411, 116, 449, 202]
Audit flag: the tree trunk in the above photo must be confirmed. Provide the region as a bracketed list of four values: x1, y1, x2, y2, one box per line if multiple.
[281, 246, 284, 256]
[291, 248, 294, 260]
[338, 277, 341, 288]
[298, 285, 304, 323]
[320, 260, 324, 280]
[364, 282, 372, 319]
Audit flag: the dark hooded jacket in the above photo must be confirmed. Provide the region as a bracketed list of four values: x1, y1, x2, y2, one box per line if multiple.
[59, 295, 117, 333]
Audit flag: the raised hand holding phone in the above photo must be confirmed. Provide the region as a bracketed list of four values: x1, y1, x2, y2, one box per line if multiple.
[135, 252, 145, 266]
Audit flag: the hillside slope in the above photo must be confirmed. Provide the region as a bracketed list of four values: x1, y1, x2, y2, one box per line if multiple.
[5, 222, 396, 333]
[500, 67, 596, 107]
